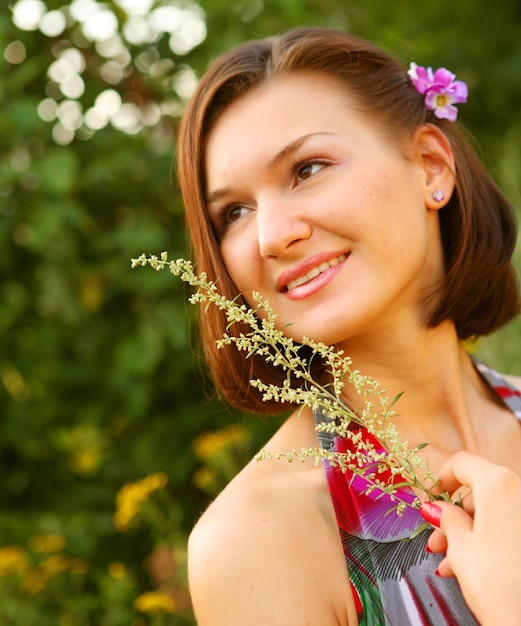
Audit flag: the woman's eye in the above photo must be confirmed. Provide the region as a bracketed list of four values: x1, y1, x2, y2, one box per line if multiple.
[226, 205, 249, 224]
[295, 162, 325, 183]
[214, 205, 249, 236]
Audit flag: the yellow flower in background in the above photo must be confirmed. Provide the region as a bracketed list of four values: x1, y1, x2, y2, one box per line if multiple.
[192, 424, 253, 496]
[28, 533, 66, 554]
[21, 553, 85, 595]
[193, 424, 249, 460]
[114, 472, 168, 532]
[40, 554, 70, 577]
[108, 561, 127, 579]
[1, 366, 29, 401]
[192, 466, 218, 491]
[134, 591, 176, 614]
[23, 570, 47, 595]
[54, 423, 108, 476]
[0, 545, 29, 576]
[68, 557, 89, 576]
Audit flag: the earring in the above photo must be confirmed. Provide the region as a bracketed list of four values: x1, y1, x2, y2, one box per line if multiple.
[432, 190, 445, 203]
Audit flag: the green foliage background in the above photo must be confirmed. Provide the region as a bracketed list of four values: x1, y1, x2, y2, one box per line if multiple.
[1, 0, 520, 623]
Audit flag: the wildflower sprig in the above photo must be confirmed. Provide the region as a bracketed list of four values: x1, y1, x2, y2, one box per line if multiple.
[132, 252, 451, 513]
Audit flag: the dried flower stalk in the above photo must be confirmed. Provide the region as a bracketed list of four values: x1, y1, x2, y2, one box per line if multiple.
[132, 253, 452, 514]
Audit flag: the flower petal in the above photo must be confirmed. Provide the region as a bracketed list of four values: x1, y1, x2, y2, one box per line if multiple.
[433, 102, 458, 121]
[408, 63, 434, 94]
[424, 91, 439, 111]
[449, 80, 468, 103]
[432, 67, 456, 88]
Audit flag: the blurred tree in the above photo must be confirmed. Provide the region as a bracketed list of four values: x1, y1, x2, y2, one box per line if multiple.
[0, 0, 520, 622]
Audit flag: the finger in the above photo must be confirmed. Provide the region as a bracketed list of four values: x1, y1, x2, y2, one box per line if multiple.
[437, 451, 499, 494]
[435, 556, 455, 579]
[426, 528, 447, 554]
[437, 502, 473, 544]
[451, 488, 475, 516]
[421, 500, 473, 537]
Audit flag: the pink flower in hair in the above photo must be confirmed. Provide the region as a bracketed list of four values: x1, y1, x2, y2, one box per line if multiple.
[408, 62, 468, 122]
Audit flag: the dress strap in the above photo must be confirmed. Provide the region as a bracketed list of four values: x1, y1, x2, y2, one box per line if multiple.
[474, 358, 521, 420]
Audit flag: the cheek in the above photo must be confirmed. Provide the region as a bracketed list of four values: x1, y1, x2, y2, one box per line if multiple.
[220, 237, 256, 292]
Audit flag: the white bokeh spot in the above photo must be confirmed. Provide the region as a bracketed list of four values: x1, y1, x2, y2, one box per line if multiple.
[39, 10, 67, 37]
[12, 0, 47, 31]
[114, 0, 154, 17]
[81, 7, 119, 41]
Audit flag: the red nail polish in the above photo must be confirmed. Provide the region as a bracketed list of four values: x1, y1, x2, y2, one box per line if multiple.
[420, 502, 442, 528]
[435, 568, 442, 577]
[425, 544, 434, 553]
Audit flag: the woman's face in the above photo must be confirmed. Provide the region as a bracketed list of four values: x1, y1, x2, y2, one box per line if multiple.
[204, 74, 446, 348]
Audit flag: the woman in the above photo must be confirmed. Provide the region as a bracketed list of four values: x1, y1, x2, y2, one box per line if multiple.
[176, 27, 521, 625]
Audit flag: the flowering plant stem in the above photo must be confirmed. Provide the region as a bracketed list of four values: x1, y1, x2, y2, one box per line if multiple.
[132, 253, 453, 514]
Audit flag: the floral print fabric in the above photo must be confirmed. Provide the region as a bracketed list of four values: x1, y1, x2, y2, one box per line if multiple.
[315, 360, 521, 626]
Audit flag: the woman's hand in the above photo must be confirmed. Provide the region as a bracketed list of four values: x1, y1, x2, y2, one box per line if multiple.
[421, 451, 521, 626]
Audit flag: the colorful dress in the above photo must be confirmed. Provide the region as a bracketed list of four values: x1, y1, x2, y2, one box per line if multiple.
[315, 361, 521, 626]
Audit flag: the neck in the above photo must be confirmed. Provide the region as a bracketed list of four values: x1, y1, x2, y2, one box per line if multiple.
[336, 321, 490, 453]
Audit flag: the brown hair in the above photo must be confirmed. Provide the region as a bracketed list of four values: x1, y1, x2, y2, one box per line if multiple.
[177, 27, 519, 414]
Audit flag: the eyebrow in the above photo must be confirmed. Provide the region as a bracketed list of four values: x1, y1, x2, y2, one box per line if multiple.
[266, 132, 334, 171]
[205, 131, 335, 205]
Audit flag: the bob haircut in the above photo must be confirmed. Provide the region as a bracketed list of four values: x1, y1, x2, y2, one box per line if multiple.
[177, 27, 520, 414]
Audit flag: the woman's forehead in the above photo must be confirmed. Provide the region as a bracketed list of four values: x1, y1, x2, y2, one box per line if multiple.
[211, 72, 353, 125]
[204, 74, 359, 156]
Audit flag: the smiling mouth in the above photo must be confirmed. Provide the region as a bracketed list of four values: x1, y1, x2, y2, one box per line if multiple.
[285, 254, 347, 291]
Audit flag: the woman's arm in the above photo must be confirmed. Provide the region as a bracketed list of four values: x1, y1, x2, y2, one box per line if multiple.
[422, 451, 521, 626]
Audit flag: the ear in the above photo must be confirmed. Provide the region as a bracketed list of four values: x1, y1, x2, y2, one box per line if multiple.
[412, 124, 456, 210]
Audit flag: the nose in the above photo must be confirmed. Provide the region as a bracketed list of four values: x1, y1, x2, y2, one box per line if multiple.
[256, 194, 312, 259]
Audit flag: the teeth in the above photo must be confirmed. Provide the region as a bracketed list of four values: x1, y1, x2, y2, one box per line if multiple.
[286, 254, 346, 291]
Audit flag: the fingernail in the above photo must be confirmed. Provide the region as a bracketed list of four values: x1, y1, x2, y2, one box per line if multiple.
[425, 544, 434, 553]
[435, 568, 442, 577]
[420, 502, 442, 528]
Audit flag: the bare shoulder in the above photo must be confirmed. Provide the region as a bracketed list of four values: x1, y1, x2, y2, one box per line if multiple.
[188, 410, 356, 626]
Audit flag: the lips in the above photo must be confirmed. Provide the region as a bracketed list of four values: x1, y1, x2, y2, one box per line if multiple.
[280, 253, 347, 292]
